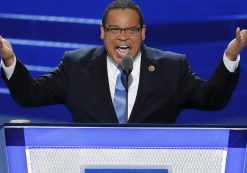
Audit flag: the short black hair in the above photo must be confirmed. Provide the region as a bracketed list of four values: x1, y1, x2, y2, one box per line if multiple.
[102, 0, 144, 27]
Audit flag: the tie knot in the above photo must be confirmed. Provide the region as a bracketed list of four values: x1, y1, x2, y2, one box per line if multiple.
[115, 65, 125, 85]
[117, 65, 122, 73]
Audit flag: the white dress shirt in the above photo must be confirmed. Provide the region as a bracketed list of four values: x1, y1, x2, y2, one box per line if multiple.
[107, 52, 141, 119]
[1, 56, 16, 79]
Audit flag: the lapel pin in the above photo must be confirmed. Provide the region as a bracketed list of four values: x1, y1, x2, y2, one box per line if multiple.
[148, 65, 155, 72]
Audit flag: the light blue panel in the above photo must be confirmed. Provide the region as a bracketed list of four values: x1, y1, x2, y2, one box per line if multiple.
[6, 146, 28, 173]
[24, 127, 230, 148]
[0, 128, 8, 173]
[225, 148, 246, 173]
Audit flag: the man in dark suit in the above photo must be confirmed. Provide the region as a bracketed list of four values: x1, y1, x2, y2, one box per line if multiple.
[0, 0, 247, 123]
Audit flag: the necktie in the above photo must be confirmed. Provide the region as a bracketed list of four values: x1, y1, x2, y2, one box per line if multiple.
[113, 69, 126, 123]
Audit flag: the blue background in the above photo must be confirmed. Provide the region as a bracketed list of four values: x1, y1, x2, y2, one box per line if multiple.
[0, 0, 247, 124]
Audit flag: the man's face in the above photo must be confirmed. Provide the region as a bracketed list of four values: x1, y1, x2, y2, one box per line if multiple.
[100, 9, 146, 64]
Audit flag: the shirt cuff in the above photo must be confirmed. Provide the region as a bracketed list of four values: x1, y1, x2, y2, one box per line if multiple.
[223, 52, 240, 73]
[1, 56, 17, 80]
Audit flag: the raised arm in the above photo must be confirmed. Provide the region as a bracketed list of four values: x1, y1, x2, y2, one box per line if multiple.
[0, 35, 15, 67]
[226, 27, 247, 61]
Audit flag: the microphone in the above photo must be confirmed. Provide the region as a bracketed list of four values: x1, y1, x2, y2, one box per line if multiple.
[120, 56, 133, 75]
[120, 56, 133, 123]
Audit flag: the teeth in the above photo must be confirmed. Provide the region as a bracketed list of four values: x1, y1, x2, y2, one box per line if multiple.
[117, 45, 129, 49]
[116, 45, 129, 57]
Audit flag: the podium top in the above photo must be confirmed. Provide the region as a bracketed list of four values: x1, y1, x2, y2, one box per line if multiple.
[2, 123, 247, 129]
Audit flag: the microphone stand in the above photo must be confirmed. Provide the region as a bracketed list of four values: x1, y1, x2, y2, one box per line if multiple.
[124, 73, 129, 123]
[120, 56, 133, 123]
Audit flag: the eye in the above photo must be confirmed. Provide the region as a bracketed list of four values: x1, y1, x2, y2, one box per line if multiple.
[112, 28, 120, 31]
[126, 28, 141, 34]
[107, 27, 121, 34]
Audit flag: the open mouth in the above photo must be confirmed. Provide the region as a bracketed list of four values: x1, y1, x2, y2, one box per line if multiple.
[116, 45, 130, 57]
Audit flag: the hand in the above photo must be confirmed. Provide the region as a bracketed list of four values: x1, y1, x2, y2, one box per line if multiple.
[0, 35, 15, 66]
[226, 27, 247, 61]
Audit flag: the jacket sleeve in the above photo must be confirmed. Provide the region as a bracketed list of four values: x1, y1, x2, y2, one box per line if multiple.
[1, 53, 70, 107]
[180, 57, 240, 110]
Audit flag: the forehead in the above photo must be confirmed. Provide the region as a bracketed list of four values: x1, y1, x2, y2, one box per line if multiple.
[105, 9, 140, 27]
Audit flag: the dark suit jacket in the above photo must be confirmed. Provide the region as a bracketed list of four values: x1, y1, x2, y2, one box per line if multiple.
[2, 45, 240, 123]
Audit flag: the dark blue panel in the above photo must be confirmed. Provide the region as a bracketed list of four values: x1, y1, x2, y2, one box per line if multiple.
[146, 18, 247, 46]
[0, 0, 247, 124]
[1, 0, 247, 22]
[5, 128, 25, 146]
[228, 130, 247, 148]
[0, 18, 101, 44]
[1, 17, 247, 45]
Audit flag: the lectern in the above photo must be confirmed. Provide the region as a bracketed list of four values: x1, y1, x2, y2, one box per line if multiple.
[1, 124, 247, 173]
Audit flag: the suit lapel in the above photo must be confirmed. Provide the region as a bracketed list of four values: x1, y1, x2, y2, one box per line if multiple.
[89, 47, 118, 122]
[129, 45, 157, 122]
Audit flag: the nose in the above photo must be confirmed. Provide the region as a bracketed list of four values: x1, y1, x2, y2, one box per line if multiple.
[118, 30, 128, 40]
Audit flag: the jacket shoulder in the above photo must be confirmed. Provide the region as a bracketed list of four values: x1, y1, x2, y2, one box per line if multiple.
[63, 46, 105, 61]
[147, 46, 186, 62]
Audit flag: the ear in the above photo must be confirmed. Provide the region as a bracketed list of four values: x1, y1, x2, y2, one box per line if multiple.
[100, 25, 105, 40]
[141, 25, 146, 41]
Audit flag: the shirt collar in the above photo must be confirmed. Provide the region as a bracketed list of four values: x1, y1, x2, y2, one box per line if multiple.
[107, 52, 141, 73]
